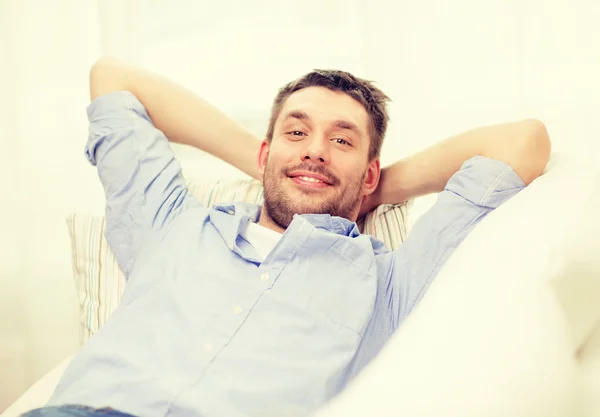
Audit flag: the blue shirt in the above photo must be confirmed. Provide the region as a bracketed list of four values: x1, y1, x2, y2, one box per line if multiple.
[50, 91, 526, 417]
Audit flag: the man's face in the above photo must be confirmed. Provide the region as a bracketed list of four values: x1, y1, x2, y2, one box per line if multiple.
[258, 87, 379, 230]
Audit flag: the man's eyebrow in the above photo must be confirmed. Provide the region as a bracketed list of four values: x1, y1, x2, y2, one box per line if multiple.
[282, 110, 310, 122]
[332, 120, 362, 139]
[282, 110, 363, 139]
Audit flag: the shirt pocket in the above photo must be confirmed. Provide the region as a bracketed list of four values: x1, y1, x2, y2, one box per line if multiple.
[297, 237, 378, 337]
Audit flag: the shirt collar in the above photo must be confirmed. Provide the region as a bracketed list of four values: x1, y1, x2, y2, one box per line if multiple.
[209, 202, 389, 255]
[297, 213, 361, 238]
[209, 203, 259, 251]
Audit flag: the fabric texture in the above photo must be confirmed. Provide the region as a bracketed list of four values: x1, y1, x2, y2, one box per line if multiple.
[54, 91, 525, 417]
[67, 178, 412, 344]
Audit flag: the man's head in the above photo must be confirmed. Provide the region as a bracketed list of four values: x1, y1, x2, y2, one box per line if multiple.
[258, 70, 391, 231]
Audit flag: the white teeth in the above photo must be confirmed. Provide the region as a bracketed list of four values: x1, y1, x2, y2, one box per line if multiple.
[298, 176, 323, 183]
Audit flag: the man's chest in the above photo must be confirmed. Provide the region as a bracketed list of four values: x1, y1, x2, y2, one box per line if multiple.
[112, 216, 390, 407]
[134, 218, 380, 338]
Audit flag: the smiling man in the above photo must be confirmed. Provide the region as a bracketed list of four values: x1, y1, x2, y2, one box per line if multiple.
[24, 58, 550, 417]
[259, 79, 383, 232]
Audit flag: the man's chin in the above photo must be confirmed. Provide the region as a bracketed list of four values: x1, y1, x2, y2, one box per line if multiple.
[287, 199, 334, 216]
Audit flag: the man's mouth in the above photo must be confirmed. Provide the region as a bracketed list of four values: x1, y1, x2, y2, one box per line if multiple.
[289, 175, 331, 189]
[287, 171, 334, 189]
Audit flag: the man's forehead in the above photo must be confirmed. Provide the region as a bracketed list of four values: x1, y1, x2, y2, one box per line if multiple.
[278, 87, 369, 131]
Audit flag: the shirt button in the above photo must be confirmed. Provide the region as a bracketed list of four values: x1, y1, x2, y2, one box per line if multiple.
[203, 343, 213, 353]
[260, 272, 269, 281]
[233, 305, 243, 315]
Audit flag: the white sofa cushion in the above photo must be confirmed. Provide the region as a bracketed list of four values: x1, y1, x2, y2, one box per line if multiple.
[0, 356, 73, 417]
[577, 323, 600, 417]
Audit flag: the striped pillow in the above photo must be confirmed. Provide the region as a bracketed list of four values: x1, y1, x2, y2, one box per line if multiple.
[67, 178, 412, 344]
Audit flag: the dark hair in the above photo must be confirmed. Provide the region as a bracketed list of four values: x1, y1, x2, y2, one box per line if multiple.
[266, 70, 391, 161]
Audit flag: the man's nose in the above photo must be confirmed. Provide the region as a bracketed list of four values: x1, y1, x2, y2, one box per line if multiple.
[302, 138, 329, 164]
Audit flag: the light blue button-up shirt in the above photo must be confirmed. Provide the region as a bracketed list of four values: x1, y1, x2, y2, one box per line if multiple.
[49, 91, 525, 417]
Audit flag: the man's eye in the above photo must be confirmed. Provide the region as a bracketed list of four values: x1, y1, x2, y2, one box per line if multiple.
[333, 138, 350, 146]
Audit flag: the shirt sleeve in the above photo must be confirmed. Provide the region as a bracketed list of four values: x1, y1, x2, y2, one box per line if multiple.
[380, 155, 526, 328]
[86, 91, 191, 276]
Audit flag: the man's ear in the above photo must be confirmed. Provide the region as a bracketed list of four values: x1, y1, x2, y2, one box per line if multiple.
[362, 158, 381, 196]
[257, 140, 270, 176]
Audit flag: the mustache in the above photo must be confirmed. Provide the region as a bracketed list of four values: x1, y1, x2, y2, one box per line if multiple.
[282, 163, 340, 186]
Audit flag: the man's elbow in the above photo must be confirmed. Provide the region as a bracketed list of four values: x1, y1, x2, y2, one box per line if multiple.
[89, 56, 130, 101]
[515, 119, 552, 186]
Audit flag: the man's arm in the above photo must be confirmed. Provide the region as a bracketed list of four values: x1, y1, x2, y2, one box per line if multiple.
[375, 119, 551, 324]
[381, 155, 529, 325]
[371, 119, 551, 207]
[90, 57, 263, 180]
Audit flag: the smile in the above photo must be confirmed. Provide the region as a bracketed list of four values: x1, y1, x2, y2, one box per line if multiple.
[297, 176, 323, 183]
[289, 176, 331, 189]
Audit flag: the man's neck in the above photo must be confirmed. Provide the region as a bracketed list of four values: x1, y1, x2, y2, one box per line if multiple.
[257, 206, 363, 234]
[257, 208, 286, 234]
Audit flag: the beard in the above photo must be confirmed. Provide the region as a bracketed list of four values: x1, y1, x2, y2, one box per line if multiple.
[262, 159, 365, 230]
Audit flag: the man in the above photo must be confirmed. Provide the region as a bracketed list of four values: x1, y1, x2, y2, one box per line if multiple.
[25, 57, 550, 417]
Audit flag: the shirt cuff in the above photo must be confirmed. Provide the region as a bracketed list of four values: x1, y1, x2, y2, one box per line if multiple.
[86, 90, 148, 123]
[445, 155, 526, 209]
[85, 91, 151, 166]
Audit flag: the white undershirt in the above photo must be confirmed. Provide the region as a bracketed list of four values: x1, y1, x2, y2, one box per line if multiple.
[239, 220, 282, 262]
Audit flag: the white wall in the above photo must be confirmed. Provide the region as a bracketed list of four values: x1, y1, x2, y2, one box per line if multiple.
[366, 0, 600, 220]
[1, 0, 599, 409]
[0, 3, 29, 409]
[0, 1, 104, 409]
